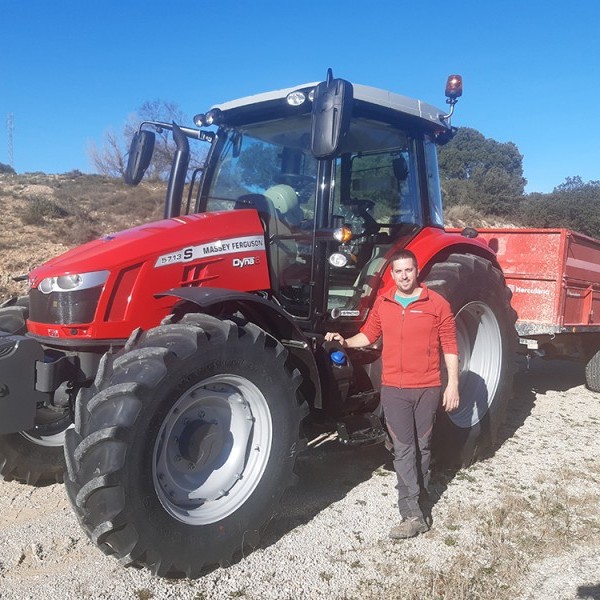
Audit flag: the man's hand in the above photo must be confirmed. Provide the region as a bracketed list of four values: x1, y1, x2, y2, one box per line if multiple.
[324, 332, 370, 349]
[442, 353, 460, 412]
[324, 332, 346, 346]
[442, 382, 460, 412]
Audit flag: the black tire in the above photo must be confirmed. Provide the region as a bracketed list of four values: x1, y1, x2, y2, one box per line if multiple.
[0, 295, 29, 334]
[0, 296, 68, 485]
[64, 314, 308, 578]
[585, 349, 600, 392]
[424, 253, 517, 467]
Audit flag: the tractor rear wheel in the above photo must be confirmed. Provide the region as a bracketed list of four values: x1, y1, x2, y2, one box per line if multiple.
[64, 314, 307, 578]
[585, 348, 600, 392]
[424, 253, 517, 467]
[0, 296, 68, 485]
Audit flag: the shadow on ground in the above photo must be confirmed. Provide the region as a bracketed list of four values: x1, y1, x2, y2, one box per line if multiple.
[578, 584, 600, 599]
[516, 356, 586, 395]
[260, 436, 391, 548]
[260, 357, 589, 553]
[495, 356, 586, 453]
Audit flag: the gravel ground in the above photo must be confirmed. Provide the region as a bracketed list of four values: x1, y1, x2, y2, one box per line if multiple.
[0, 358, 599, 600]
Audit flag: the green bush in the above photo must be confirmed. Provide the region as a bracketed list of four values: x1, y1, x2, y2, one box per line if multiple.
[21, 194, 69, 225]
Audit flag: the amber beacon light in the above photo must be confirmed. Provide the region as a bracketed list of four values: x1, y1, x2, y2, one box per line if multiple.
[445, 74, 463, 102]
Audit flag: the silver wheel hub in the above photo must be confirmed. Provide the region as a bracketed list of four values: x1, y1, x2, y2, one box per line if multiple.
[451, 301, 503, 429]
[153, 374, 272, 525]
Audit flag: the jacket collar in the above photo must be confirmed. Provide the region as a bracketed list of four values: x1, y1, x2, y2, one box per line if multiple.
[382, 283, 430, 303]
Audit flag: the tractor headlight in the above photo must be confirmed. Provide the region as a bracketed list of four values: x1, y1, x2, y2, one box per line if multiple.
[38, 270, 109, 294]
[329, 252, 349, 268]
[286, 91, 307, 106]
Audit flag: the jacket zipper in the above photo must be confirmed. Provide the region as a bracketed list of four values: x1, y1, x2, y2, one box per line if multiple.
[388, 290, 428, 388]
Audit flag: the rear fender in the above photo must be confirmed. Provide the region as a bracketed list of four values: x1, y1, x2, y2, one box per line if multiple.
[375, 228, 501, 294]
[410, 228, 499, 273]
[158, 288, 323, 408]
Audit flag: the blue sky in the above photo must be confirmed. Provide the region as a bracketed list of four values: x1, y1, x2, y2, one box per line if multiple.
[1, 0, 599, 193]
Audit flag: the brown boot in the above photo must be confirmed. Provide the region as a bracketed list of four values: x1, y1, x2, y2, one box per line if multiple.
[388, 516, 429, 540]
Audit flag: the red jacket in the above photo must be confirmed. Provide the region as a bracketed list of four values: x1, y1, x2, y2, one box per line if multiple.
[360, 284, 458, 388]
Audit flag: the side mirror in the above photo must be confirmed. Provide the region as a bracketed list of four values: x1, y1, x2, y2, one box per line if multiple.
[124, 129, 155, 185]
[311, 69, 353, 159]
[392, 156, 409, 182]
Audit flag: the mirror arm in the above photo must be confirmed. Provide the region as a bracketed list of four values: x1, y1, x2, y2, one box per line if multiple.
[139, 120, 215, 142]
[164, 123, 190, 219]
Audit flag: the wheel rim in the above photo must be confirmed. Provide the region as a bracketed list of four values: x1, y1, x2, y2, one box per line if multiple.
[451, 301, 503, 428]
[153, 374, 273, 525]
[20, 407, 72, 447]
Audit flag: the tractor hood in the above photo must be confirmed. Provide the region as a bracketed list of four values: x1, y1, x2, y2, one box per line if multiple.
[30, 211, 265, 282]
[27, 210, 271, 341]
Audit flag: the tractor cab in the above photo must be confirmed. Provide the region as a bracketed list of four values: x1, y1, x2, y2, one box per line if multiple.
[127, 71, 460, 327]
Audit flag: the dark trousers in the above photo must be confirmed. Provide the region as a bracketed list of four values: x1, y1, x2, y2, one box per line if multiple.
[381, 386, 441, 519]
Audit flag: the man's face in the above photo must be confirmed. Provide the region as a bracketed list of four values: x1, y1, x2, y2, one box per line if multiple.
[391, 257, 419, 295]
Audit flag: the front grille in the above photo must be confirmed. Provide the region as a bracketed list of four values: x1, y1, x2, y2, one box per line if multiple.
[29, 287, 103, 325]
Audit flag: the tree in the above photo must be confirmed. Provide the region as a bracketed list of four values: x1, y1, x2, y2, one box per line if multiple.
[237, 142, 280, 189]
[0, 162, 16, 175]
[88, 129, 126, 178]
[438, 127, 526, 215]
[553, 175, 587, 193]
[89, 100, 206, 180]
[517, 177, 600, 238]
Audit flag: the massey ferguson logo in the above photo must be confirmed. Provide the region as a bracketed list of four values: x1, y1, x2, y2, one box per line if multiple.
[233, 256, 260, 268]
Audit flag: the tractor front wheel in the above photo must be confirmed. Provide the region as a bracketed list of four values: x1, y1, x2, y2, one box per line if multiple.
[64, 314, 307, 577]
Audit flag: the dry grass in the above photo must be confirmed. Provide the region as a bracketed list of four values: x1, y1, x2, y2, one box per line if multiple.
[445, 204, 518, 229]
[358, 468, 600, 600]
[0, 173, 166, 299]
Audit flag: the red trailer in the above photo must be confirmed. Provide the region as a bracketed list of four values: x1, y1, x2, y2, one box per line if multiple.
[473, 228, 600, 389]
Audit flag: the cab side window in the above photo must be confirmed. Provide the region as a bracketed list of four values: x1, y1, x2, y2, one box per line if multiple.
[424, 136, 444, 226]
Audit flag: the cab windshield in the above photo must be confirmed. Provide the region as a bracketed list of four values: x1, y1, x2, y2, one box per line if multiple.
[202, 115, 422, 320]
[205, 115, 317, 222]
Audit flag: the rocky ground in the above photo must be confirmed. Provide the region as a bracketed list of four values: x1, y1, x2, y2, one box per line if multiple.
[0, 358, 598, 600]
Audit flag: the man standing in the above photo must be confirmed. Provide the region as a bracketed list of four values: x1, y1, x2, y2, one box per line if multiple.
[325, 249, 459, 539]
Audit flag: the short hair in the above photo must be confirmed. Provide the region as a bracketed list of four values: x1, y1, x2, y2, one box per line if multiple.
[389, 249, 418, 269]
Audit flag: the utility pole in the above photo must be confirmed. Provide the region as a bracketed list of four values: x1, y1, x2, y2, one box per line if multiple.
[6, 113, 14, 167]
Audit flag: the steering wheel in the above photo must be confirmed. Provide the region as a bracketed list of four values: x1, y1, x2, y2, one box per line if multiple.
[347, 198, 379, 236]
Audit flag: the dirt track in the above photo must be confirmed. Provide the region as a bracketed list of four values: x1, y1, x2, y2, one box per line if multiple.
[0, 358, 599, 599]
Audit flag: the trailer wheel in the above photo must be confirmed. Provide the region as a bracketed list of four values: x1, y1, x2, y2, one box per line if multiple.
[64, 314, 307, 577]
[0, 297, 68, 485]
[424, 253, 517, 467]
[585, 350, 600, 392]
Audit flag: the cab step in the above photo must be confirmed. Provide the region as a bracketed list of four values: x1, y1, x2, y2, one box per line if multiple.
[336, 412, 387, 447]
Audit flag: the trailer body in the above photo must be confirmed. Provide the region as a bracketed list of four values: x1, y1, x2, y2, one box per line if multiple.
[474, 228, 600, 361]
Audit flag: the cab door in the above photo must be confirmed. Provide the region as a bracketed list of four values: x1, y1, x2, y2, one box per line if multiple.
[325, 139, 423, 321]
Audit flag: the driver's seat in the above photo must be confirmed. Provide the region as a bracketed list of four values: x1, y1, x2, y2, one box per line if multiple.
[234, 193, 299, 296]
[264, 184, 303, 230]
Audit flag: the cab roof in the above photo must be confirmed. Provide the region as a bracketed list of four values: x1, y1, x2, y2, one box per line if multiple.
[212, 81, 451, 132]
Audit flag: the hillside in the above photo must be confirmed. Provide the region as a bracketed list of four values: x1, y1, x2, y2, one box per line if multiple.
[0, 172, 165, 299]
[0, 172, 514, 301]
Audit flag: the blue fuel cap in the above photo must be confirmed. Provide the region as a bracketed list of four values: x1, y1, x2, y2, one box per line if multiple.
[330, 350, 347, 366]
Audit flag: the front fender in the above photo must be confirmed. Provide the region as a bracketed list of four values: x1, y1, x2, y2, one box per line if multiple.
[157, 287, 323, 408]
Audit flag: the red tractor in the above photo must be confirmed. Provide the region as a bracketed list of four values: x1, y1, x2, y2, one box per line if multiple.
[0, 71, 515, 576]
